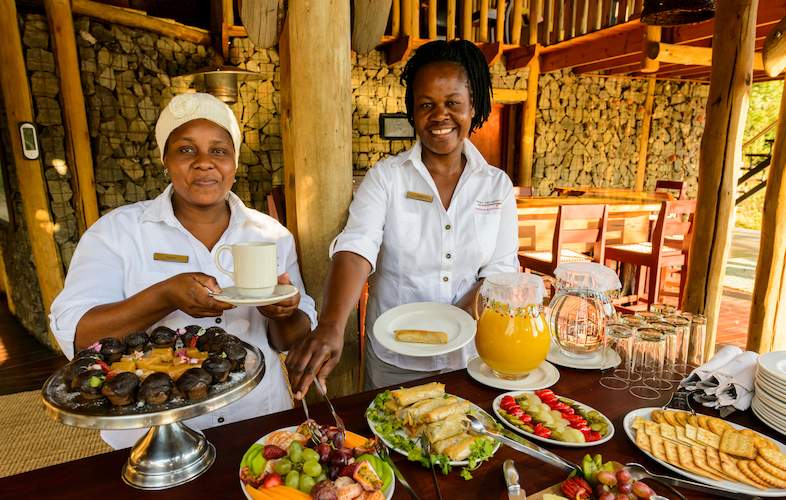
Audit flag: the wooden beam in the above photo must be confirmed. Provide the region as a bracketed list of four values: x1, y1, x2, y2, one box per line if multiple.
[635, 77, 656, 191]
[382, 34, 414, 64]
[748, 77, 786, 353]
[551, 0, 563, 44]
[392, 0, 400, 35]
[763, 15, 786, 77]
[428, 0, 437, 39]
[280, 0, 355, 397]
[462, 0, 473, 41]
[72, 0, 211, 45]
[401, 0, 412, 36]
[492, 87, 528, 103]
[640, 25, 661, 73]
[479, 0, 489, 42]
[0, 0, 64, 345]
[44, 0, 99, 231]
[540, 21, 642, 72]
[496, 0, 506, 43]
[647, 42, 767, 72]
[479, 42, 503, 65]
[539, 0, 551, 45]
[447, 0, 456, 40]
[683, 0, 758, 360]
[529, 0, 541, 46]
[504, 44, 537, 70]
[669, 1, 786, 45]
[511, 0, 523, 44]
[352, 0, 393, 54]
[519, 45, 540, 186]
[411, 0, 420, 38]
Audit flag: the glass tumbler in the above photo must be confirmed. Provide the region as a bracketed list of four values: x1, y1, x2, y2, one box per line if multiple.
[687, 314, 707, 368]
[622, 315, 649, 331]
[600, 322, 636, 390]
[636, 311, 662, 324]
[667, 315, 691, 375]
[629, 328, 670, 399]
[650, 321, 682, 382]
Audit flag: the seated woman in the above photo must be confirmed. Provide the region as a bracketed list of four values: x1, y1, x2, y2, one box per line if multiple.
[286, 40, 519, 395]
[49, 92, 315, 449]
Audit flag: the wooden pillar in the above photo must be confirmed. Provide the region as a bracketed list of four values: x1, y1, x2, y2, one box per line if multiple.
[462, 0, 473, 41]
[683, 0, 758, 359]
[0, 0, 65, 344]
[635, 77, 656, 191]
[447, 0, 456, 40]
[747, 77, 786, 353]
[280, 2, 354, 396]
[640, 25, 661, 74]
[519, 0, 541, 188]
[44, 0, 100, 231]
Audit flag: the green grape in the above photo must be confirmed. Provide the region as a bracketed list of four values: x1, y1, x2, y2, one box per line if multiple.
[302, 460, 322, 478]
[298, 474, 316, 494]
[315, 472, 327, 483]
[273, 458, 292, 475]
[288, 441, 304, 463]
[302, 448, 320, 463]
[285, 470, 300, 489]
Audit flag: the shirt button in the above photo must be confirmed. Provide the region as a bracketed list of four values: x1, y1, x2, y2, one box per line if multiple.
[218, 417, 225, 423]
[446, 253, 452, 259]
[215, 317, 222, 324]
[443, 276, 449, 282]
[445, 224, 452, 230]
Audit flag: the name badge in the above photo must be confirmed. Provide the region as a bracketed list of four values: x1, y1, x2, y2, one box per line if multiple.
[153, 252, 189, 264]
[406, 191, 434, 203]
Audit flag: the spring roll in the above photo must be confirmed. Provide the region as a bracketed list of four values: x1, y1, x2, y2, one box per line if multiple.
[391, 382, 445, 407]
[394, 330, 449, 344]
[396, 396, 457, 425]
[421, 400, 471, 424]
[424, 414, 468, 443]
[443, 435, 479, 461]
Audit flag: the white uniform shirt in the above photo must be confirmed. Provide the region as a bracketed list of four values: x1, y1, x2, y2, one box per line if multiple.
[330, 139, 518, 371]
[49, 184, 316, 449]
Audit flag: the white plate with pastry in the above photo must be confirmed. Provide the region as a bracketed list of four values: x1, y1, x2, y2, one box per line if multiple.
[372, 302, 476, 357]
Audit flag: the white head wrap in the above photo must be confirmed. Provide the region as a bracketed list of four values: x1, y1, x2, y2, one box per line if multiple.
[155, 92, 242, 166]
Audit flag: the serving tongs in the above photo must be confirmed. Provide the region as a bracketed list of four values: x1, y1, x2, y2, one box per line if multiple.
[624, 463, 764, 500]
[419, 434, 443, 500]
[298, 393, 323, 445]
[315, 380, 346, 438]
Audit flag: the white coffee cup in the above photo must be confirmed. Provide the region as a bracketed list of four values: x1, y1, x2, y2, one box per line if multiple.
[214, 242, 277, 297]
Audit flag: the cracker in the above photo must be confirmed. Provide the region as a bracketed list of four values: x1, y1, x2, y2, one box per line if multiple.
[644, 420, 660, 436]
[659, 422, 677, 441]
[705, 447, 724, 475]
[722, 460, 768, 490]
[677, 443, 712, 478]
[759, 448, 786, 470]
[690, 447, 723, 480]
[739, 460, 772, 489]
[756, 455, 786, 481]
[650, 433, 668, 461]
[685, 423, 699, 441]
[719, 451, 737, 466]
[720, 430, 757, 459]
[748, 460, 786, 489]
[674, 411, 689, 427]
[636, 430, 651, 453]
[631, 416, 647, 431]
[664, 440, 680, 465]
[651, 409, 665, 424]
[663, 410, 679, 426]
[696, 427, 721, 449]
[687, 414, 700, 427]
[755, 435, 778, 451]
[697, 415, 712, 431]
[707, 417, 733, 436]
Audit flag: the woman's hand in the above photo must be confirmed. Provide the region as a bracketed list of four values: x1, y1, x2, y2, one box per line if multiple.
[285, 322, 345, 399]
[257, 273, 300, 320]
[163, 272, 235, 317]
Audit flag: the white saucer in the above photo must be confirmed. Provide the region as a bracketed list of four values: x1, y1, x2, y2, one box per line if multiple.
[466, 356, 559, 391]
[546, 342, 620, 370]
[211, 284, 298, 306]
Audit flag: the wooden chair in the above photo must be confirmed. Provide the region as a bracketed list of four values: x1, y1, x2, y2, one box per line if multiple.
[265, 186, 286, 224]
[514, 185, 534, 197]
[604, 200, 696, 308]
[655, 179, 687, 200]
[519, 204, 609, 277]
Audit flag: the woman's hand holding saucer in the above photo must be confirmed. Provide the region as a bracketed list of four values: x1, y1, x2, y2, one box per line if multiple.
[257, 273, 300, 319]
[164, 272, 236, 317]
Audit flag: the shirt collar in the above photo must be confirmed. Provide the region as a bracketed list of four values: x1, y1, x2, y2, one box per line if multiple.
[140, 183, 250, 227]
[403, 138, 492, 176]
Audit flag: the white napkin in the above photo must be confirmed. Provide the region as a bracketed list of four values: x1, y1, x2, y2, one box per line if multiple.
[680, 345, 743, 390]
[713, 351, 759, 411]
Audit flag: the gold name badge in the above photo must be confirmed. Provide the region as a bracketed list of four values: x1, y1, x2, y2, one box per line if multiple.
[153, 252, 189, 264]
[406, 191, 434, 203]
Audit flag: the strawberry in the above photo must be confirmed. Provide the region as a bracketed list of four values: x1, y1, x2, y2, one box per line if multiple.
[339, 463, 360, 477]
[534, 389, 554, 398]
[560, 477, 592, 500]
[262, 445, 287, 460]
[509, 407, 525, 418]
[500, 395, 516, 406]
[96, 360, 111, 373]
[588, 431, 602, 442]
[533, 423, 552, 439]
[188, 336, 198, 348]
[518, 413, 533, 424]
[261, 472, 282, 488]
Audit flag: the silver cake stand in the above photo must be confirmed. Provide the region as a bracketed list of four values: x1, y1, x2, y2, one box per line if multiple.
[41, 341, 265, 490]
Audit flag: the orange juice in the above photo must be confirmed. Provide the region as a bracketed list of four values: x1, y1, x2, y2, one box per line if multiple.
[475, 303, 551, 379]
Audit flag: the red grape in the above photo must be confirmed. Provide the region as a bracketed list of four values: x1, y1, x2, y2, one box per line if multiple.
[596, 471, 617, 486]
[615, 495, 631, 500]
[598, 494, 615, 500]
[616, 469, 632, 484]
[316, 443, 331, 463]
[618, 482, 632, 494]
[631, 481, 654, 499]
[595, 484, 610, 497]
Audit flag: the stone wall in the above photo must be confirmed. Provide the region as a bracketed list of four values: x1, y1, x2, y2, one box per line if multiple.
[532, 70, 707, 196]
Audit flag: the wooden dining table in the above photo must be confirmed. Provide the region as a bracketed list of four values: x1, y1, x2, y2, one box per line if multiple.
[0, 368, 779, 499]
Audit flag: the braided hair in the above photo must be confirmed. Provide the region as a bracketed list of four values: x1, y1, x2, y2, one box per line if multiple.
[401, 39, 492, 134]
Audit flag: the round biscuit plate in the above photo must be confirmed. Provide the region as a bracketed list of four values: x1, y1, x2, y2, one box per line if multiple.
[466, 356, 560, 391]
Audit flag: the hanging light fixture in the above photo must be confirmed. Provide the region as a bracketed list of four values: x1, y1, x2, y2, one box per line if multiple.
[173, 65, 262, 104]
[641, 0, 716, 26]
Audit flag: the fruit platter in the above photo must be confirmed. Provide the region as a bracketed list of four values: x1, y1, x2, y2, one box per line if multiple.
[239, 422, 394, 499]
[493, 389, 614, 447]
[541, 454, 661, 500]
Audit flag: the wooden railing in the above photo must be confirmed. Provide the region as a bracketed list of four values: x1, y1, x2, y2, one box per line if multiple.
[382, 0, 642, 48]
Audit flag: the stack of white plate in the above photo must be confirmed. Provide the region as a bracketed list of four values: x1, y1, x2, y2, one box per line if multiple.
[752, 351, 786, 436]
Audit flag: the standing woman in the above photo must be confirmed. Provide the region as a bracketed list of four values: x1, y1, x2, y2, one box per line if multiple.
[50, 93, 316, 448]
[287, 40, 519, 395]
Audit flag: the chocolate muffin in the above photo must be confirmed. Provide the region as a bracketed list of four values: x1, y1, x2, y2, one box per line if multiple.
[202, 355, 232, 384]
[149, 326, 177, 348]
[196, 328, 220, 352]
[74, 348, 103, 361]
[223, 343, 247, 372]
[76, 369, 106, 401]
[101, 372, 140, 406]
[123, 331, 149, 353]
[99, 337, 126, 363]
[176, 368, 212, 400]
[179, 325, 204, 349]
[65, 357, 101, 390]
[207, 333, 241, 354]
[138, 372, 174, 405]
